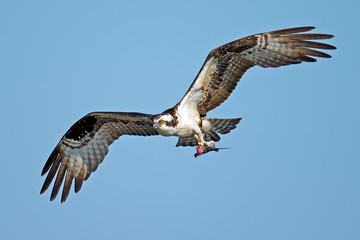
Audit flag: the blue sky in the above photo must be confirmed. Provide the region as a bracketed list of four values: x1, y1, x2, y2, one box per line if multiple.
[1, 0, 359, 239]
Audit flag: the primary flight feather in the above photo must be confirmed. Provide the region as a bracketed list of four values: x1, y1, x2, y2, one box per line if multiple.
[41, 26, 336, 203]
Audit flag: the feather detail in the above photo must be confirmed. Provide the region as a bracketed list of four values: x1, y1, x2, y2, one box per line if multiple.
[41, 112, 158, 202]
[177, 27, 335, 116]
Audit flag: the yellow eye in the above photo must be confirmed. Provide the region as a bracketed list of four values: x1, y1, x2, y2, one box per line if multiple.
[159, 120, 165, 124]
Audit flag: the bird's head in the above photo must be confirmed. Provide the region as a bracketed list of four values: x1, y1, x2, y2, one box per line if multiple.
[153, 113, 176, 136]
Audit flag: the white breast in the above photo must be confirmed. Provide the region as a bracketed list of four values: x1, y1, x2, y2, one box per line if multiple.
[174, 106, 201, 138]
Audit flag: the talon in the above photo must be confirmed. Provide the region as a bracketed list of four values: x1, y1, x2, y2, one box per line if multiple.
[193, 133, 217, 157]
[203, 141, 215, 149]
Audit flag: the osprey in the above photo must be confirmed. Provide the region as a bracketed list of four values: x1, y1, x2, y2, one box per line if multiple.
[41, 26, 335, 203]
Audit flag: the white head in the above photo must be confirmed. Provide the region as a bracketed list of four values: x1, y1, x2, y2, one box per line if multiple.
[153, 113, 176, 136]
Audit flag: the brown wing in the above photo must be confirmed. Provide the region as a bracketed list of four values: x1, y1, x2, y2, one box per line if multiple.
[40, 111, 158, 203]
[178, 26, 336, 116]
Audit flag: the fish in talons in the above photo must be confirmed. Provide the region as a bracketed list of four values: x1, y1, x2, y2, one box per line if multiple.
[194, 144, 228, 158]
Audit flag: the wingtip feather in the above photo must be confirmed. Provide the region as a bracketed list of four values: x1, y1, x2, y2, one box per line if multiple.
[41, 144, 60, 176]
[74, 178, 84, 193]
[268, 26, 316, 35]
[40, 157, 61, 194]
[61, 172, 73, 203]
[50, 163, 66, 201]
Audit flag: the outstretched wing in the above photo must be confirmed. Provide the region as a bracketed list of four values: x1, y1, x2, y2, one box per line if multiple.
[41, 111, 158, 203]
[177, 26, 336, 116]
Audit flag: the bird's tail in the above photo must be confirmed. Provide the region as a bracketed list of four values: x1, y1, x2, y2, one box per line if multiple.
[204, 117, 242, 134]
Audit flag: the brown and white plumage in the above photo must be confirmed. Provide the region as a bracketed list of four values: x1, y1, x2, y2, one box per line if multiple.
[177, 26, 335, 117]
[41, 112, 157, 202]
[41, 26, 335, 203]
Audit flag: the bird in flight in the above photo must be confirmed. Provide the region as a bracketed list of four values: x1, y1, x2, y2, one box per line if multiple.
[41, 26, 335, 203]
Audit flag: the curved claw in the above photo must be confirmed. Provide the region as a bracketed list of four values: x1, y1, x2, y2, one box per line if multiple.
[194, 133, 221, 157]
[194, 144, 222, 158]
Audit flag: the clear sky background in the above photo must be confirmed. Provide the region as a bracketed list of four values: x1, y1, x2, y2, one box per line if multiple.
[1, 0, 359, 239]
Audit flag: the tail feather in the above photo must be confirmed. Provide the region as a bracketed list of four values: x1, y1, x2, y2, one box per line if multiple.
[205, 118, 242, 134]
[206, 130, 220, 141]
[176, 131, 220, 147]
[176, 136, 197, 147]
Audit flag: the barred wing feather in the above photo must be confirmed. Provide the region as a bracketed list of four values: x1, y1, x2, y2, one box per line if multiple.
[178, 26, 336, 116]
[40, 112, 158, 203]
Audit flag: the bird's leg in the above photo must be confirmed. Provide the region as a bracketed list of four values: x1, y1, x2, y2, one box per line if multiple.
[206, 140, 215, 148]
[194, 133, 215, 148]
[194, 133, 217, 157]
[194, 134, 203, 146]
[194, 134, 204, 156]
